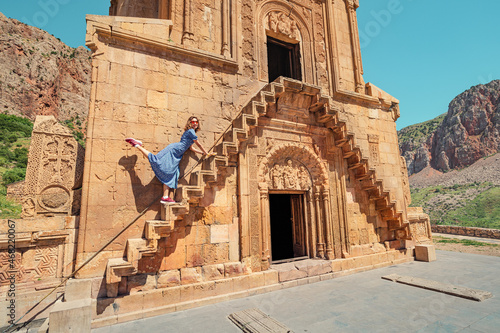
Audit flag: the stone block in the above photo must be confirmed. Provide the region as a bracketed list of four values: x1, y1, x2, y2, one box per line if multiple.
[224, 262, 244, 277]
[272, 263, 308, 282]
[127, 274, 157, 294]
[142, 289, 164, 309]
[161, 286, 181, 305]
[247, 272, 266, 289]
[64, 278, 93, 302]
[49, 299, 92, 333]
[415, 244, 437, 262]
[214, 278, 234, 296]
[210, 225, 229, 243]
[192, 281, 216, 299]
[180, 267, 203, 285]
[202, 264, 225, 281]
[331, 260, 342, 272]
[340, 258, 354, 271]
[233, 275, 251, 292]
[263, 270, 279, 286]
[157, 270, 181, 288]
[294, 260, 332, 277]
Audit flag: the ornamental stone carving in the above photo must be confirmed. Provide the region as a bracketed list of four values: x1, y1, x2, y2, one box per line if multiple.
[21, 116, 85, 218]
[259, 142, 328, 190]
[265, 11, 301, 41]
[269, 159, 312, 191]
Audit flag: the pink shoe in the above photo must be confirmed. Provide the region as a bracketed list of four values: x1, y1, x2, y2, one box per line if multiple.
[160, 197, 176, 205]
[125, 138, 142, 147]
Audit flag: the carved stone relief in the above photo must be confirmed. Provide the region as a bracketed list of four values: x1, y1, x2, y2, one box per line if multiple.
[265, 11, 301, 41]
[400, 156, 411, 206]
[22, 116, 85, 218]
[259, 142, 328, 188]
[368, 134, 380, 166]
[269, 159, 312, 191]
[0, 245, 59, 286]
[257, 2, 316, 83]
[110, 0, 160, 18]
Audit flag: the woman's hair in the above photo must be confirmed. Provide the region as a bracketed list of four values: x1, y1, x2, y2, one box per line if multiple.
[184, 116, 201, 132]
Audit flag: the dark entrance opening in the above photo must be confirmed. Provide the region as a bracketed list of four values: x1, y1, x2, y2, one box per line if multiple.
[267, 36, 302, 83]
[269, 193, 306, 262]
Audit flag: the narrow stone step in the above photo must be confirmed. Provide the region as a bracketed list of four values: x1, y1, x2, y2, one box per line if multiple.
[228, 308, 293, 333]
[382, 274, 493, 301]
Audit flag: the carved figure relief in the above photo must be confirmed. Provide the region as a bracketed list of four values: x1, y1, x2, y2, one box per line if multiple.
[268, 159, 311, 191]
[265, 11, 301, 41]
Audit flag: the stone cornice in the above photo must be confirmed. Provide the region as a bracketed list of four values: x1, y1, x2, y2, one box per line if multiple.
[86, 15, 238, 72]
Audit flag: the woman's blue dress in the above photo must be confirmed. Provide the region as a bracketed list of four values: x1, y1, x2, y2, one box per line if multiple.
[148, 129, 198, 189]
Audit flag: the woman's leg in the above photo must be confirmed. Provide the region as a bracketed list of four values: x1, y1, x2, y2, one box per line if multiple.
[163, 184, 175, 200]
[135, 145, 151, 158]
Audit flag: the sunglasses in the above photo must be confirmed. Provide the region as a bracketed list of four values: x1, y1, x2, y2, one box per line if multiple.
[191, 120, 198, 124]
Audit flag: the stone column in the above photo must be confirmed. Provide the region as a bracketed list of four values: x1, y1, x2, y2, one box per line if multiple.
[345, 0, 365, 93]
[322, 187, 334, 259]
[324, 0, 341, 94]
[238, 145, 251, 260]
[259, 183, 271, 269]
[183, 0, 194, 45]
[314, 186, 325, 258]
[307, 191, 317, 258]
[336, 152, 350, 257]
[221, 0, 231, 57]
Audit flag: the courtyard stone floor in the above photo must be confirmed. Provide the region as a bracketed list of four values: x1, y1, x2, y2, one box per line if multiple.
[93, 250, 500, 332]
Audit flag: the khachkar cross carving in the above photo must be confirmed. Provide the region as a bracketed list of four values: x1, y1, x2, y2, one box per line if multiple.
[43, 136, 75, 184]
[269, 159, 311, 191]
[266, 11, 301, 41]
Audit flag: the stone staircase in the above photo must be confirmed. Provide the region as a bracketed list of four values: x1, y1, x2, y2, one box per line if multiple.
[105, 77, 410, 296]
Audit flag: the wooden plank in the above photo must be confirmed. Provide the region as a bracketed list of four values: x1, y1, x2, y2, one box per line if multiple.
[228, 308, 293, 333]
[382, 274, 493, 301]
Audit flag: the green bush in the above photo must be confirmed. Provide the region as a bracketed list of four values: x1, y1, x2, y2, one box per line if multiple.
[0, 114, 33, 137]
[13, 147, 29, 168]
[2, 168, 26, 186]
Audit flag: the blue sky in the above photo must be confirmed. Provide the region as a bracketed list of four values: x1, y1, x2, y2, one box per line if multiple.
[1, 0, 499, 129]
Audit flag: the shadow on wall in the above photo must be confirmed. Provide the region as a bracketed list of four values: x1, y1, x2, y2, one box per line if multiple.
[118, 155, 162, 215]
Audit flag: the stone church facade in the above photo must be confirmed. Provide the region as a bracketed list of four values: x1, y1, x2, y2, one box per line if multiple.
[0, 0, 433, 328]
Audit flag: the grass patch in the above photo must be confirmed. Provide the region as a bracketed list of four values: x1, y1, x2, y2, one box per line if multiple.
[445, 187, 500, 229]
[410, 182, 500, 228]
[0, 186, 21, 219]
[434, 237, 498, 247]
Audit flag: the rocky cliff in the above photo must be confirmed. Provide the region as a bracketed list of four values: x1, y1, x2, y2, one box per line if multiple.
[399, 80, 500, 175]
[0, 12, 91, 122]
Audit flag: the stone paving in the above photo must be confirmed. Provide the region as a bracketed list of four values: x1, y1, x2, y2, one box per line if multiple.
[92, 250, 500, 332]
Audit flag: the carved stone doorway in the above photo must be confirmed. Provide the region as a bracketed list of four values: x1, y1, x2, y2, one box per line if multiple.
[267, 36, 302, 82]
[269, 193, 307, 263]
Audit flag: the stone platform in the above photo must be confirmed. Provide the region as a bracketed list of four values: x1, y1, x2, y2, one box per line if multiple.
[91, 250, 412, 328]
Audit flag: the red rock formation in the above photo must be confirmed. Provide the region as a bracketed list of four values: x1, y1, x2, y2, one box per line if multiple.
[399, 80, 499, 174]
[432, 80, 500, 171]
[0, 12, 91, 122]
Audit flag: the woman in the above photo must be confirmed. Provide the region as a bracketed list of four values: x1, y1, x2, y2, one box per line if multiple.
[125, 116, 213, 204]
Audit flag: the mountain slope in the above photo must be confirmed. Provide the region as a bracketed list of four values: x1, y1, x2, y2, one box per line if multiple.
[400, 80, 500, 175]
[0, 12, 91, 121]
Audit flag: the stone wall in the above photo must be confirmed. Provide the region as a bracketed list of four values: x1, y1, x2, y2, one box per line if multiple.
[432, 225, 500, 240]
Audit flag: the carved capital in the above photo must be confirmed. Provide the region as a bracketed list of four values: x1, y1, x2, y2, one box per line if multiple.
[345, 0, 359, 10]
